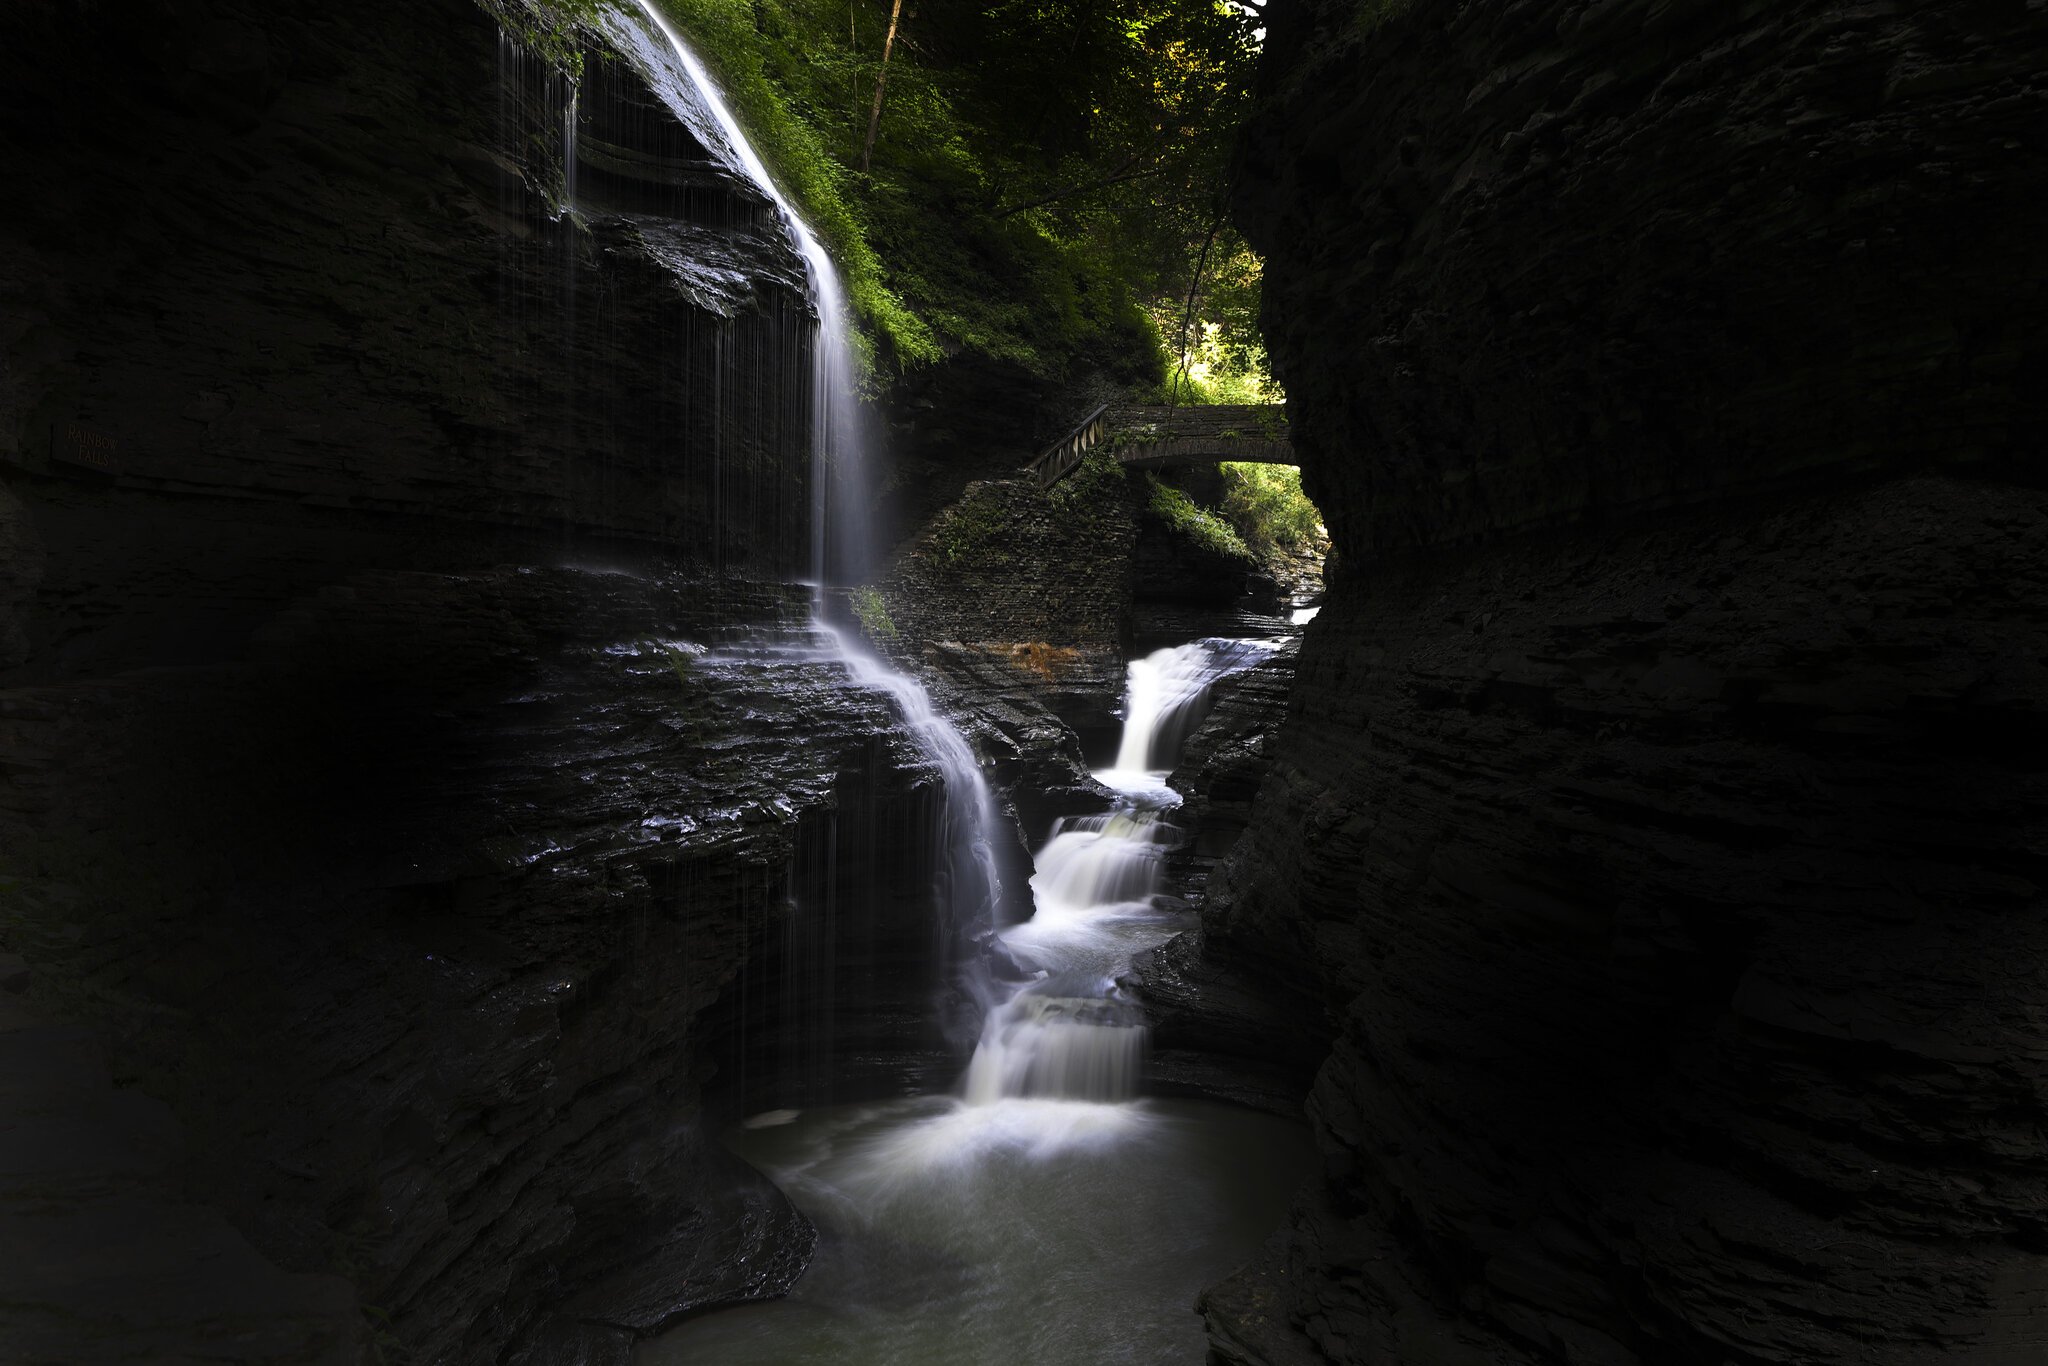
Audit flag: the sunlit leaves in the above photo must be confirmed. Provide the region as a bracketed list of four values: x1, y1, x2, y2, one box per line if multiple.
[645, 0, 1266, 384]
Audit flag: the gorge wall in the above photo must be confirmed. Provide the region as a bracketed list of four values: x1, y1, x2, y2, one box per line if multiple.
[1209, 1, 2048, 1362]
[0, 3, 964, 1361]
[2, 0, 832, 683]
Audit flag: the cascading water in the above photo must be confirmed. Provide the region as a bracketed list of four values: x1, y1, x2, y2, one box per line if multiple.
[562, 88, 578, 209]
[616, 0, 995, 970]
[817, 622, 1001, 976]
[610, 10, 1307, 1361]
[648, 618, 1306, 1364]
[1105, 637, 1276, 781]
[958, 805, 1168, 1104]
[621, 0, 869, 588]
[957, 637, 1274, 1107]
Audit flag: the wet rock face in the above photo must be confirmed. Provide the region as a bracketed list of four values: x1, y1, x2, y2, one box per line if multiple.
[1239, 0, 2048, 560]
[2, 566, 959, 1363]
[0, 2, 947, 1361]
[1162, 641, 1299, 911]
[0, 0, 817, 682]
[1217, 0, 2048, 1361]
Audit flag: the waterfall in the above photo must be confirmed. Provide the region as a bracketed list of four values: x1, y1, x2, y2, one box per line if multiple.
[607, 18, 1318, 1358]
[621, 1, 997, 1016]
[562, 86, 578, 210]
[961, 979, 1147, 1104]
[1105, 638, 1276, 780]
[614, 0, 1261, 1119]
[816, 621, 1002, 971]
[959, 635, 1277, 1103]
[959, 806, 1173, 1104]
[624, 0, 869, 588]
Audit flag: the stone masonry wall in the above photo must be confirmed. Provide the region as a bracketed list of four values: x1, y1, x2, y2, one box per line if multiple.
[882, 457, 1145, 656]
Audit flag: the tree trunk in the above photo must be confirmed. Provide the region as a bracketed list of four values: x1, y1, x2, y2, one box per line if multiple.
[859, 0, 905, 173]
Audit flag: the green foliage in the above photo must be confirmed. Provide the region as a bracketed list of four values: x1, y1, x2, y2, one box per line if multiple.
[493, 0, 606, 77]
[850, 586, 899, 641]
[1219, 462, 1323, 559]
[508, 0, 1270, 387]
[651, 0, 939, 372]
[1146, 474, 1254, 563]
[1155, 227, 1278, 403]
[1049, 449, 1130, 514]
[640, 0, 1258, 384]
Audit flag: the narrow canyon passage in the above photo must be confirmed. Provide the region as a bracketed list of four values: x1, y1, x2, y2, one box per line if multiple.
[521, 12, 1316, 1359]
[4, 0, 2042, 1363]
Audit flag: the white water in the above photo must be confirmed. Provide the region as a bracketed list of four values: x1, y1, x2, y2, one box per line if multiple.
[644, 1095, 1308, 1366]
[1101, 637, 1276, 786]
[817, 620, 1001, 961]
[955, 642, 1269, 1108]
[612, 16, 1306, 1361]
[562, 87, 578, 210]
[623, 0, 870, 588]
[620, 0, 997, 994]
[649, 632, 1307, 1364]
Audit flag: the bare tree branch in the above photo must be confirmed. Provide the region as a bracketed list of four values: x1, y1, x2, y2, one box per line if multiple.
[1168, 210, 1226, 406]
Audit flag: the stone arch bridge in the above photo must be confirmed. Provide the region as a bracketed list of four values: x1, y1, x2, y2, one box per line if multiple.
[1025, 403, 1291, 488]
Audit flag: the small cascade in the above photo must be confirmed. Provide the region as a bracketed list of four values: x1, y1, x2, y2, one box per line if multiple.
[962, 976, 1146, 1103]
[961, 802, 1170, 1105]
[1032, 810, 1169, 913]
[818, 622, 1001, 970]
[957, 637, 1269, 1105]
[1105, 637, 1275, 780]
[956, 633, 1275, 1104]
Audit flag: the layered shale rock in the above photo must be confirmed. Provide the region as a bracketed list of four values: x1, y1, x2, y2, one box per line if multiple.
[0, 2, 952, 1361]
[1210, 0, 2048, 1361]
[0, 0, 817, 684]
[1240, 0, 2044, 561]
[0, 563, 974, 1363]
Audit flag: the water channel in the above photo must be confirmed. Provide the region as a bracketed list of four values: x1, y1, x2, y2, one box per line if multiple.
[616, 9, 1312, 1357]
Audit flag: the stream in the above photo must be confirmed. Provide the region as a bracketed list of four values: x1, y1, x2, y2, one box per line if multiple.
[645, 640, 1311, 1366]
[613, 10, 1311, 1359]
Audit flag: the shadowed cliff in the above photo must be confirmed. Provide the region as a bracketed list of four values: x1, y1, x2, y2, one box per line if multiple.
[1204, 0, 2048, 1362]
[0, 3, 939, 1360]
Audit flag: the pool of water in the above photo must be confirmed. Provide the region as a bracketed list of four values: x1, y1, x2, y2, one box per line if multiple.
[644, 635, 1305, 1365]
[640, 1094, 1309, 1365]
